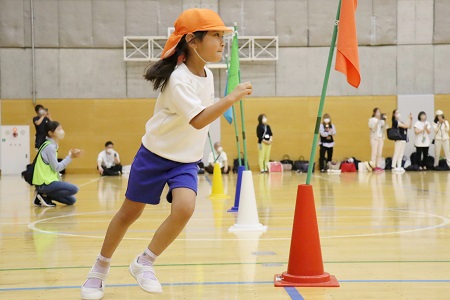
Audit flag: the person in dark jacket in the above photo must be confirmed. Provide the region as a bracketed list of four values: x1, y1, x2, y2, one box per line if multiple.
[256, 114, 273, 173]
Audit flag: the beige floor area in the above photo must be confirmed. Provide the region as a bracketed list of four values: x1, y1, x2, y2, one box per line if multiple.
[1, 170, 450, 299]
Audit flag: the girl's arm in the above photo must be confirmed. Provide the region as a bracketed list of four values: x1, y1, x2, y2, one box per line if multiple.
[319, 124, 328, 137]
[331, 125, 336, 135]
[190, 82, 252, 130]
[41, 145, 72, 173]
[425, 122, 431, 134]
[34, 115, 46, 126]
[444, 121, 450, 133]
[398, 121, 409, 129]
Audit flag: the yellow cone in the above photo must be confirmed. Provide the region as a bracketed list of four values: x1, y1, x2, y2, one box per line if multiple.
[209, 163, 230, 199]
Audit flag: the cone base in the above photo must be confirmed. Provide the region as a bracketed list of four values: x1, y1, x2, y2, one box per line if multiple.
[274, 273, 339, 287]
[228, 223, 267, 232]
[209, 194, 230, 200]
[227, 206, 239, 212]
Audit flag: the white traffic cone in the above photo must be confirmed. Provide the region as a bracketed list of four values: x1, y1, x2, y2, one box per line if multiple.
[229, 171, 267, 232]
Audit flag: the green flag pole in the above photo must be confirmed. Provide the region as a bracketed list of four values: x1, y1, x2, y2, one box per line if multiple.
[306, 0, 342, 185]
[208, 131, 216, 162]
[238, 69, 249, 170]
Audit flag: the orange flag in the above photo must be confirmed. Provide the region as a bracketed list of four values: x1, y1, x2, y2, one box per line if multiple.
[335, 0, 360, 88]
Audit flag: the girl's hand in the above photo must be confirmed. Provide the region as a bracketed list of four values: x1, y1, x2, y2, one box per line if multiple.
[69, 149, 83, 158]
[229, 82, 252, 103]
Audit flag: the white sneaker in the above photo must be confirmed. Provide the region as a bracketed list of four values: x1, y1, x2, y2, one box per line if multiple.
[129, 255, 162, 294]
[397, 167, 405, 173]
[80, 271, 108, 300]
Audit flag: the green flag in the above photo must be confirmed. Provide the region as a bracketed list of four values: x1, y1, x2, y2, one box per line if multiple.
[223, 25, 240, 124]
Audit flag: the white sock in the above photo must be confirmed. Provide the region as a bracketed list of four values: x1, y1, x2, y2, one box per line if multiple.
[83, 254, 111, 288]
[137, 248, 158, 280]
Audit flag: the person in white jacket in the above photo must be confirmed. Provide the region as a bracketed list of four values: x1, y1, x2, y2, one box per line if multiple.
[413, 111, 431, 170]
[368, 108, 386, 171]
[433, 110, 450, 168]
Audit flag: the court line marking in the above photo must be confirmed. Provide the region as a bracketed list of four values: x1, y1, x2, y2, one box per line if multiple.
[284, 287, 305, 300]
[26, 207, 450, 241]
[2, 260, 450, 272]
[1, 279, 450, 292]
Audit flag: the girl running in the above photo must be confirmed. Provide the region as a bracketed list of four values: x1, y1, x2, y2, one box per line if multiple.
[81, 8, 252, 299]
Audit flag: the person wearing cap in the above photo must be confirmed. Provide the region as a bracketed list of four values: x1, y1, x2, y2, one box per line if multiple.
[433, 110, 450, 168]
[81, 8, 252, 299]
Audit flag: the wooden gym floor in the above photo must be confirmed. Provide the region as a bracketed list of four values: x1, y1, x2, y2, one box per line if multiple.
[1, 170, 449, 299]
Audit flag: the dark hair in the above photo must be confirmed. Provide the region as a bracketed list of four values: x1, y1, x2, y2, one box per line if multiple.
[372, 107, 380, 117]
[144, 31, 208, 91]
[434, 114, 445, 123]
[45, 121, 60, 137]
[105, 141, 114, 147]
[391, 108, 398, 124]
[35, 104, 44, 113]
[418, 111, 426, 121]
[258, 114, 266, 125]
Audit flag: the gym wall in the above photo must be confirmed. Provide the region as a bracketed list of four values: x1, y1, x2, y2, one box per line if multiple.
[3, 95, 449, 172]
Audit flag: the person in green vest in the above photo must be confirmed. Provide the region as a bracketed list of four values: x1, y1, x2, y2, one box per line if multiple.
[33, 120, 82, 207]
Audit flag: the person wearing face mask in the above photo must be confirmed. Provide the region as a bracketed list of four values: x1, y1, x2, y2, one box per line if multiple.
[205, 142, 230, 174]
[413, 112, 431, 170]
[97, 141, 123, 176]
[319, 113, 336, 173]
[368, 108, 386, 171]
[32, 121, 82, 206]
[391, 109, 412, 173]
[433, 110, 450, 168]
[257, 114, 273, 173]
[33, 104, 52, 149]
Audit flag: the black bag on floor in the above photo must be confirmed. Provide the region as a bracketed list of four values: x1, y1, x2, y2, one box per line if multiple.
[405, 165, 420, 171]
[21, 141, 50, 186]
[385, 157, 392, 170]
[410, 152, 418, 165]
[436, 159, 450, 171]
[280, 155, 294, 171]
[425, 155, 434, 169]
[293, 156, 308, 171]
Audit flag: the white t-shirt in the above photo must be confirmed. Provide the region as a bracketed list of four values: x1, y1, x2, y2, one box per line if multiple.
[414, 121, 431, 147]
[97, 150, 120, 168]
[208, 151, 228, 168]
[368, 117, 385, 139]
[142, 63, 215, 163]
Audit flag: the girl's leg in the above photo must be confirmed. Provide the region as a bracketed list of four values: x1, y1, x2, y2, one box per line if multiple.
[422, 147, 429, 167]
[398, 141, 406, 168]
[148, 188, 196, 255]
[377, 138, 384, 167]
[83, 198, 146, 289]
[442, 140, 450, 167]
[319, 146, 326, 170]
[434, 140, 442, 167]
[264, 144, 272, 171]
[392, 141, 400, 169]
[416, 147, 423, 166]
[327, 147, 333, 163]
[40, 181, 78, 205]
[128, 188, 196, 294]
[258, 144, 265, 172]
[370, 138, 377, 163]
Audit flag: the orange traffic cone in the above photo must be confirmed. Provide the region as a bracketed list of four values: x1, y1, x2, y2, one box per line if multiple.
[209, 163, 230, 199]
[274, 184, 339, 287]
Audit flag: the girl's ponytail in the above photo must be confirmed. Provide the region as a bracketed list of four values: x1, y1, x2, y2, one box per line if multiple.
[144, 31, 207, 91]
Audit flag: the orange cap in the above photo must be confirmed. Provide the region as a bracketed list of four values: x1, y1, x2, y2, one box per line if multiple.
[161, 8, 232, 59]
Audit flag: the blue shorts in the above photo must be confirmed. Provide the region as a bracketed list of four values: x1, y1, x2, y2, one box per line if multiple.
[125, 145, 199, 205]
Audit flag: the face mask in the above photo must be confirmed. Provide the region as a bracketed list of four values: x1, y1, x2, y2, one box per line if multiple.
[39, 109, 45, 115]
[395, 113, 401, 119]
[55, 129, 65, 140]
[106, 148, 114, 154]
[324, 118, 330, 123]
[217, 147, 223, 153]
[262, 117, 268, 124]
